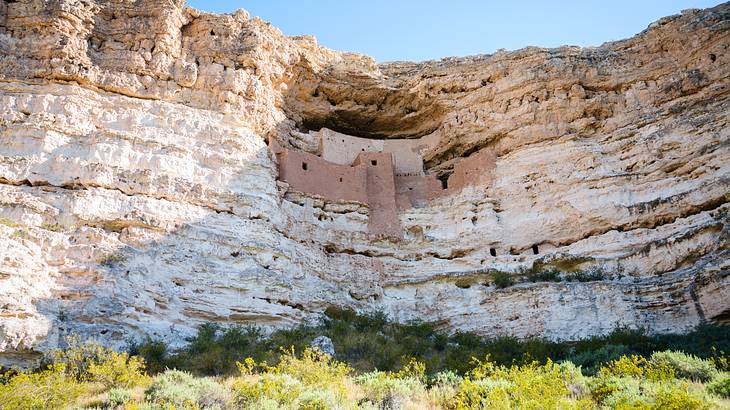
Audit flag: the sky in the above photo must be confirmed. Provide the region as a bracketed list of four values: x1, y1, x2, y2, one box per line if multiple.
[186, 1, 723, 62]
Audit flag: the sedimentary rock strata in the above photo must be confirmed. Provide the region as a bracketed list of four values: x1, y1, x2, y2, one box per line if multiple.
[0, 0, 728, 366]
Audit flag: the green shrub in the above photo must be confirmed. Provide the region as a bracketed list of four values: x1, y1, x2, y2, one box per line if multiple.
[569, 343, 632, 375]
[650, 350, 717, 382]
[124, 311, 729, 380]
[490, 270, 514, 289]
[145, 369, 232, 409]
[593, 377, 711, 410]
[527, 267, 562, 282]
[564, 267, 606, 282]
[708, 374, 730, 398]
[297, 388, 343, 410]
[0, 364, 86, 410]
[130, 338, 169, 375]
[355, 371, 426, 409]
[431, 370, 462, 387]
[107, 387, 133, 406]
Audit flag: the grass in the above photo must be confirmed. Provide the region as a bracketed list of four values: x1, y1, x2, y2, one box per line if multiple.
[2, 311, 729, 409]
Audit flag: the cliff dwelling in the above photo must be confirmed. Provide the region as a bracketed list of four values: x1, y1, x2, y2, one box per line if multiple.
[270, 128, 498, 238]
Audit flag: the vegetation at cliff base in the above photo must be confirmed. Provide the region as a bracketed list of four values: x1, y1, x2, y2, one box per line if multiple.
[1, 309, 729, 409]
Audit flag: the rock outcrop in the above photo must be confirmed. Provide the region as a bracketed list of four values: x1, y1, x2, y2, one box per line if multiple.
[0, 0, 728, 366]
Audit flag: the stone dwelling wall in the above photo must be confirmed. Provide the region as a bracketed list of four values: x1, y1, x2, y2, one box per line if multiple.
[395, 175, 442, 209]
[320, 128, 437, 176]
[446, 149, 498, 193]
[353, 152, 401, 238]
[276, 146, 368, 204]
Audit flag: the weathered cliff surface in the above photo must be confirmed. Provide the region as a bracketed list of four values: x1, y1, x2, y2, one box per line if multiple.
[0, 0, 728, 365]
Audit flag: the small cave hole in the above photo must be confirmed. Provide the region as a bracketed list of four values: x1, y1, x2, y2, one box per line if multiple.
[318, 214, 326, 221]
[532, 245, 539, 255]
[371, 160, 378, 166]
[339, 177, 343, 182]
[302, 162, 308, 171]
[490, 248, 497, 257]
[709, 53, 716, 62]
[210, 30, 216, 36]
[100, 329, 109, 335]
[471, 216, 478, 225]
[438, 175, 449, 190]
[408, 187, 413, 191]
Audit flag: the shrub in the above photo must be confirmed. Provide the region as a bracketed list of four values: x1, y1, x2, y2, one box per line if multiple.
[130, 338, 169, 375]
[234, 373, 303, 408]
[708, 374, 730, 398]
[490, 270, 514, 289]
[593, 378, 712, 410]
[598, 355, 675, 381]
[448, 358, 591, 409]
[297, 388, 342, 410]
[569, 343, 632, 375]
[650, 350, 717, 382]
[108, 387, 133, 406]
[269, 347, 352, 395]
[355, 371, 426, 409]
[145, 369, 232, 409]
[233, 349, 355, 409]
[564, 267, 606, 282]
[527, 267, 562, 282]
[0, 364, 86, 410]
[47, 337, 149, 388]
[46, 336, 107, 380]
[40, 221, 64, 232]
[431, 370, 462, 387]
[88, 350, 149, 388]
[99, 251, 127, 267]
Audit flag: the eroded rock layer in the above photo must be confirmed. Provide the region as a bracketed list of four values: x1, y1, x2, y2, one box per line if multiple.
[0, 0, 729, 365]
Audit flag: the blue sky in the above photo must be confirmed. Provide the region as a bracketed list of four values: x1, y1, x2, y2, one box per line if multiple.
[187, 1, 723, 62]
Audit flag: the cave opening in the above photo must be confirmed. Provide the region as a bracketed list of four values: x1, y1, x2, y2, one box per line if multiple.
[532, 245, 539, 255]
[438, 174, 449, 190]
[490, 248, 497, 257]
[302, 162, 308, 171]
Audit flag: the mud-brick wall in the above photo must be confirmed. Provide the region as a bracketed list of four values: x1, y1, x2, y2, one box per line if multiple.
[395, 175, 443, 209]
[354, 152, 401, 238]
[447, 149, 497, 193]
[277, 149, 368, 203]
[320, 128, 436, 176]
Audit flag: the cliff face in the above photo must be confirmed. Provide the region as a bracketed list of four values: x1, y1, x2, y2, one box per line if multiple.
[0, 0, 729, 366]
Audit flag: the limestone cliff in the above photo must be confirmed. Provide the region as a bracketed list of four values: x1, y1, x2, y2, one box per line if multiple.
[0, 0, 728, 366]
